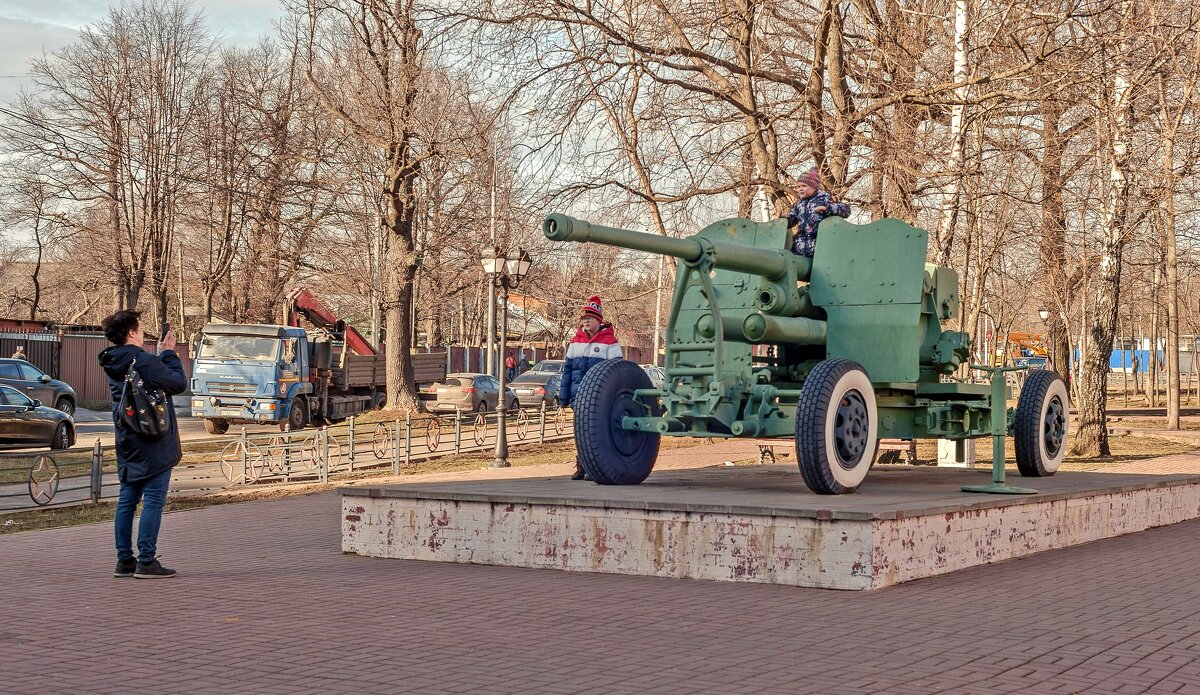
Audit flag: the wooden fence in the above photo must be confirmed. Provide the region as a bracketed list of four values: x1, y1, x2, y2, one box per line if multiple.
[4, 327, 649, 404]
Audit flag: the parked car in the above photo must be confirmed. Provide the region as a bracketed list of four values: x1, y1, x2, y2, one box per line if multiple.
[526, 359, 564, 375]
[421, 373, 518, 413]
[641, 364, 666, 388]
[509, 372, 563, 409]
[0, 358, 78, 416]
[0, 385, 75, 450]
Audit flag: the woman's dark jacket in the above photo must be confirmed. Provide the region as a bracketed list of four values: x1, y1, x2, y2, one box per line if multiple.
[99, 344, 188, 483]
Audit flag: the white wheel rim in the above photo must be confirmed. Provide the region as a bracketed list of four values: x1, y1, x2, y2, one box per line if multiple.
[1038, 379, 1069, 473]
[823, 369, 878, 489]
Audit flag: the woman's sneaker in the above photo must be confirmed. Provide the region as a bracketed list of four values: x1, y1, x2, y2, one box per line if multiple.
[134, 559, 177, 579]
[113, 558, 137, 578]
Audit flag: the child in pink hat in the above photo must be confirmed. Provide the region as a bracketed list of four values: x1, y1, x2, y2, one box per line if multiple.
[785, 166, 851, 258]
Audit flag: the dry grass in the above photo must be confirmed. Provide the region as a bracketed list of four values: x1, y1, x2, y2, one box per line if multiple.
[910, 434, 1194, 471]
[4, 427, 1193, 535]
[0, 438, 582, 535]
[1108, 416, 1200, 431]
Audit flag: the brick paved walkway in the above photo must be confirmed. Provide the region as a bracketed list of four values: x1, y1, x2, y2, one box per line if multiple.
[4, 443, 1200, 694]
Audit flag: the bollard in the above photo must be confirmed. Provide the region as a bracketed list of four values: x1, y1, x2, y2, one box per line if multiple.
[539, 402, 546, 444]
[348, 416, 356, 472]
[320, 427, 330, 483]
[404, 413, 412, 469]
[392, 418, 401, 475]
[90, 438, 103, 503]
[283, 424, 293, 482]
[454, 408, 462, 455]
[240, 427, 248, 485]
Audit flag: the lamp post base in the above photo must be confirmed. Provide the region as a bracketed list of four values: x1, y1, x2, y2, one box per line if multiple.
[490, 458, 511, 469]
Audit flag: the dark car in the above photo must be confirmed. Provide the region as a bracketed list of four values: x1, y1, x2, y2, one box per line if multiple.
[526, 359, 564, 375]
[0, 385, 75, 450]
[509, 372, 563, 409]
[0, 358, 78, 415]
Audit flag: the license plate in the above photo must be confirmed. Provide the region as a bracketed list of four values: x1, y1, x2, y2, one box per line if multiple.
[515, 389, 532, 395]
[221, 409, 242, 417]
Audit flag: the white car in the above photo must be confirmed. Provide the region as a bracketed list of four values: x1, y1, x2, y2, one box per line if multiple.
[640, 364, 666, 388]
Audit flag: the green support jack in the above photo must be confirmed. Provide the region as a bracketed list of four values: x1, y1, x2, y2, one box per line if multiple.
[961, 365, 1038, 495]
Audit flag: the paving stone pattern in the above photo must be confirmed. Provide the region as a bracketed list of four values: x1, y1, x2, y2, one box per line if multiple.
[5, 485, 1200, 694]
[4, 431, 1200, 694]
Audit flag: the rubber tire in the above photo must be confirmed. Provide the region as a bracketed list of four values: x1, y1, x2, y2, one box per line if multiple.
[204, 418, 229, 435]
[574, 359, 662, 485]
[1014, 369, 1068, 477]
[508, 398, 519, 412]
[795, 359, 878, 495]
[372, 391, 387, 410]
[475, 399, 488, 414]
[50, 423, 71, 450]
[282, 400, 307, 433]
[54, 397, 75, 417]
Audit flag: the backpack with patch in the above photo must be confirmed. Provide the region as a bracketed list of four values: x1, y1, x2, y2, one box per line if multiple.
[119, 356, 169, 439]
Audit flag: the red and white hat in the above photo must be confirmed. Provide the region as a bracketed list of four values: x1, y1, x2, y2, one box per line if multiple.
[580, 296, 603, 320]
[799, 166, 820, 189]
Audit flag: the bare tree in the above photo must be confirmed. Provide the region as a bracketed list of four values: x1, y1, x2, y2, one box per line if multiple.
[292, 0, 429, 411]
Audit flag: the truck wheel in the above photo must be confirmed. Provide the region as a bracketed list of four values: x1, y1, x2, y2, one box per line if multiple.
[372, 391, 387, 410]
[204, 419, 229, 435]
[1014, 370, 1068, 476]
[795, 359, 877, 495]
[574, 359, 662, 485]
[283, 400, 307, 433]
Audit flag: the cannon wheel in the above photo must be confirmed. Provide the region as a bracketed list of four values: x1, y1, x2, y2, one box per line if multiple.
[795, 359, 878, 495]
[1014, 369, 1068, 477]
[574, 359, 662, 485]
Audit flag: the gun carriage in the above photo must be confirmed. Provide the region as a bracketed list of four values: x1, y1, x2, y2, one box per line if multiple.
[544, 213, 1069, 495]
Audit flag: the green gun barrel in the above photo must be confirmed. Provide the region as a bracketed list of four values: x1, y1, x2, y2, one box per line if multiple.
[742, 313, 827, 344]
[543, 213, 810, 281]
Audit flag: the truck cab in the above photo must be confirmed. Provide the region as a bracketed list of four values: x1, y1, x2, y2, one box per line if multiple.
[190, 324, 314, 434]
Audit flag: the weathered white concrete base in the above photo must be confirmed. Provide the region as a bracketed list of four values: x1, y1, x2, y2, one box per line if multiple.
[341, 466, 1200, 590]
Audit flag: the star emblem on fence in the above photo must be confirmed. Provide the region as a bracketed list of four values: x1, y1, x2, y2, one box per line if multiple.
[27, 455, 60, 506]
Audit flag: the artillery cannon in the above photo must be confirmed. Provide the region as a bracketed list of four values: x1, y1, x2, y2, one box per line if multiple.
[543, 213, 1069, 495]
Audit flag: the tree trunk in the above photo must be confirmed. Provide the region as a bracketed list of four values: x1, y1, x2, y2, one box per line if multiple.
[383, 160, 421, 413]
[934, 0, 969, 266]
[1037, 93, 1072, 380]
[1072, 5, 1134, 456]
[1147, 264, 1160, 407]
[1160, 71, 1185, 429]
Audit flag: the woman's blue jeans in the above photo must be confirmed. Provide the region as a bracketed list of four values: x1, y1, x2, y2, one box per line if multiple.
[114, 466, 173, 564]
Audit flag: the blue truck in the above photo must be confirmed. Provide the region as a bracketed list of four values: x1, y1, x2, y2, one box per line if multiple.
[190, 288, 392, 434]
[189, 322, 386, 434]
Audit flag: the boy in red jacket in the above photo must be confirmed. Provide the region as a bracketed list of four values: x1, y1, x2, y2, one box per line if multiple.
[559, 296, 623, 479]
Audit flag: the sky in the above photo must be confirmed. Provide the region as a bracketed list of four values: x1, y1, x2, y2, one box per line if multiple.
[0, 0, 286, 103]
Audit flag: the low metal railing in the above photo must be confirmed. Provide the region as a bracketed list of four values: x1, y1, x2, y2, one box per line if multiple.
[216, 402, 573, 486]
[0, 404, 574, 512]
[0, 441, 108, 512]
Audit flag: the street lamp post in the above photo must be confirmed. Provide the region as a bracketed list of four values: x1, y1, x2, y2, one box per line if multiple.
[1037, 307, 1053, 372]
[481, 247, 533, 468]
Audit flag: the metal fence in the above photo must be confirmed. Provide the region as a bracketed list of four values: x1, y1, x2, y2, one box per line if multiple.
[215, 403, 575, 486]
[0, 441, 109, 513]
[0, 405, 574, 513]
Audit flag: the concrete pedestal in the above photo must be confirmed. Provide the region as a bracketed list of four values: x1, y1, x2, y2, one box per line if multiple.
[342, 466, 1200, 590]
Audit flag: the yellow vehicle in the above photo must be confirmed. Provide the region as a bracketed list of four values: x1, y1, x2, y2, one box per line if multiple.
[998, 333, 1049, 366]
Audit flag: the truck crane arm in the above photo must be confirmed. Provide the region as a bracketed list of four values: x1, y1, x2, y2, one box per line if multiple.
[285, 287, 377, 356]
